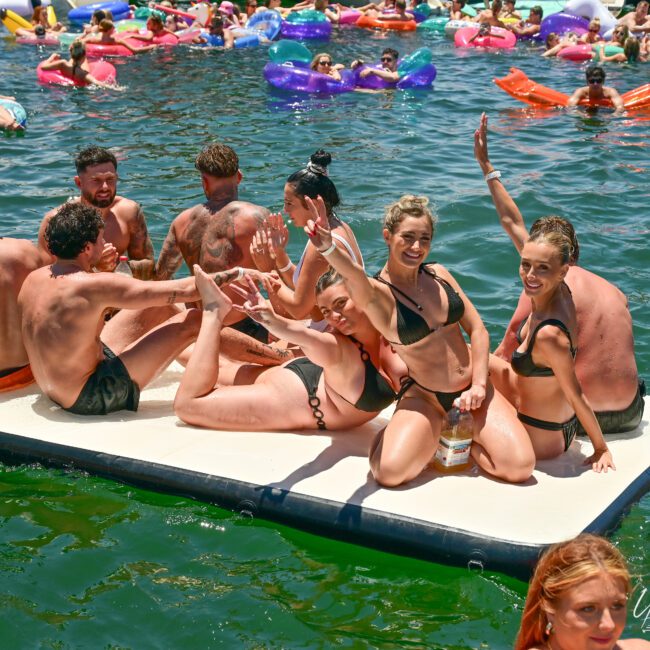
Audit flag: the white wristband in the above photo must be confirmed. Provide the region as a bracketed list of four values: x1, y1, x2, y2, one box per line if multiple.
[485, 169, 502, 182]
[277, 260, 293, 273]
[236, 267, 245, 280]
[319, 243, 337, 257]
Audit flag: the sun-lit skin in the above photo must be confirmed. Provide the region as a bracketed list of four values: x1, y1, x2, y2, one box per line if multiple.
[546, 574, 629, 650]
[317, 282, 373, 337]
[519, 240, 568, 302]
[283, 183, 313, 226]
[383, 215, 433, 270]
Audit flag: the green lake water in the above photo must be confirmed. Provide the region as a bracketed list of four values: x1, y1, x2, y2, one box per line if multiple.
[1, 18, 648, 648]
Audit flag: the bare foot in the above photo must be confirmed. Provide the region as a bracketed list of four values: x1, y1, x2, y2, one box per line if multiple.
[193, 265, 232, 316]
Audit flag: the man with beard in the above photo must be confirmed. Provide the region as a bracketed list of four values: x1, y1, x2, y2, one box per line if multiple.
[38, 146, 154, 279]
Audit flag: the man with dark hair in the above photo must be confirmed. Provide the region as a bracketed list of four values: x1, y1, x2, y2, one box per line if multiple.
[19, 202, 216, 416]
[0, 238, 51, 392]
[474, 113, 644, 434]
[352, 47, 400, 83]
[155, 142, 274, 348]
[508, 4, 542, 36]
[38, 145, 154, 279]
[567, 65, 625, 113]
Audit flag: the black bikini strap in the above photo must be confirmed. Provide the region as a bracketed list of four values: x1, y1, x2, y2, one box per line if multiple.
[529, 319, 575, 351]
[348, 336, 370, 362]
[373, 270, 423, 311]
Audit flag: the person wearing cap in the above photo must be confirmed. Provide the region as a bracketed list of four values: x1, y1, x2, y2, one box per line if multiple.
[217, 1, 243, 28]
[567, 65, 624, 113]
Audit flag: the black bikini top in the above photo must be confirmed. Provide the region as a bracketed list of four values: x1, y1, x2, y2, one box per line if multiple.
[339, 337, 396, 412]
[374, 264, 465, 346]
[511, 318, 577, 378]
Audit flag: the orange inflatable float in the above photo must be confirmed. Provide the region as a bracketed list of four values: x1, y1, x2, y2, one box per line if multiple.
[356, 14, 417, 31]
[494, 67, 650, 110]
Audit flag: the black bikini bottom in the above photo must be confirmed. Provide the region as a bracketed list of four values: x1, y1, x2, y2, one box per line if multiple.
[284, 357, 326, 430]
[577, 379, 645, 436]
[517, 412, 578, 452]
[396, 376, 472, 412]
[229, 315, 270, 344]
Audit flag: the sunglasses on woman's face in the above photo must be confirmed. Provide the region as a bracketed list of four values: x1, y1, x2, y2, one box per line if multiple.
[318, 60, 332, 65]
[589, 28, 599, 32]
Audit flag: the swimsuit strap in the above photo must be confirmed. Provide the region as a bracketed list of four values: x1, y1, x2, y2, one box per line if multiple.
[527, 318, 576, 354]
[373, 263, 437, 312]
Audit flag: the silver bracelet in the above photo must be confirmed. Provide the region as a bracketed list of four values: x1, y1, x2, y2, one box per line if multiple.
[319, 243, 337, 257]
[277, 260, 293, 273]
[485, 169, 502, 182]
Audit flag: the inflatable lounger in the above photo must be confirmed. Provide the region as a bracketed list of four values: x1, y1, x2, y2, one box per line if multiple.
[0, 364, 647, 579]
[494, 67, 650, 110]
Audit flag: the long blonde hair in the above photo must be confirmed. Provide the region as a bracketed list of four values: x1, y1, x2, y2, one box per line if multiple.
[515, 534, 631, 650]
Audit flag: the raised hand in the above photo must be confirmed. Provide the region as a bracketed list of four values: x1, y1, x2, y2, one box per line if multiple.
[474, 112, 490, 171]
[230, 275, 277, 325]
[250, 228, 275, 272]
[97, 242, 118, 272]
[266, 212, 289, 255]
[304, 195, 333, 253]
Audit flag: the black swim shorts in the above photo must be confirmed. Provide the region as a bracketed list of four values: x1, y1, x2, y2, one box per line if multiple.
[577, 379, 645, 436]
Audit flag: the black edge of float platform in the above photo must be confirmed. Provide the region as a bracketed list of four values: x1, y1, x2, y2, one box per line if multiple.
[0, 430, 647, 579]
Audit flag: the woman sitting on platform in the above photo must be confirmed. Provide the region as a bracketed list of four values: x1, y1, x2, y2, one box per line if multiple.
[174, 267, 405, 432]
[302, 193, 536, 487]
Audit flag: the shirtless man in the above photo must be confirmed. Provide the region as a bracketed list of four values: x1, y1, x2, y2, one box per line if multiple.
[617, 0, 650, 36]
[0, 238, 51, 392]
[155, 143, 270, 342]
[567, 65, 625, 113]
[352, 48, 400, 83]
[477, 0, 505, 28]
[38, 146, 154, 279]
[474, 113, 644, 434]
[508, 4, 542, 37]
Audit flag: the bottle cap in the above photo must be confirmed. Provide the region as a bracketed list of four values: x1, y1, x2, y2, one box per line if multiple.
[119, 255, 128, 262]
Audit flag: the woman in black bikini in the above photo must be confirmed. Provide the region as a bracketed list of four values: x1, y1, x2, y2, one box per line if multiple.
[490, 231, 614, 472]
[174, 267, 406, 432]
[305, 194, 536, 487]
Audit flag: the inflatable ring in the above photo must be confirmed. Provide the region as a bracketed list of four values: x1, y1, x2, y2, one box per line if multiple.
[0, 98, 27, 129]
[592, 43, 624, 61]
[264, 62, 354, 93]
[36, 60, 116, 86]
[338, 8, 361, 24]
[68, 2, 131, 24]
[494, 67, 650, 109]
[280, 10, 332, 39]
[445, 19, 478, 38]
[455, 25, 517, 48]
[419, 16, 448, 32]
[563, 0, 616, 35]
[356, 14, 417, 31]
[247, 9, 282, 40]
[539, 12, 589, 41]
[16, 33, 60, 46]
[411, 4, 432, 22]
[199, 30, 261, 48]
[557, 43, 593, 61]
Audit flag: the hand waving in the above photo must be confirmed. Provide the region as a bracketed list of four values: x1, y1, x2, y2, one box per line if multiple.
[230, 275, 277, 326]
[304, 195, 333, 254]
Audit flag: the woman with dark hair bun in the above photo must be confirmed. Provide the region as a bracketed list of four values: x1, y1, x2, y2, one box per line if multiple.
[251, 149, 363, 330]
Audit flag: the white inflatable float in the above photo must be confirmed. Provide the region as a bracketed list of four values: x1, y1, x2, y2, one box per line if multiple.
[564, 0, 617, 36]
[0, 363, 647, 578]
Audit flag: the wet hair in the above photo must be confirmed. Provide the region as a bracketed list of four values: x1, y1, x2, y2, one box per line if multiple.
[75, 146, 117, 174]
[491, 0, 502, 13]
[529, 216, 579, 264]
[515, 534, 631, 650]
[527, 229, 573, 265]
[545, 32, 559, 48]
[382, 47, 399, 60]
[585, 64, 606, 82]
[624, 35, 640, 61]
[310, 52, 333, 71]
[148, 14, 164, 28]
[195, 143, 239, 178]
[31, 5, 45, 24]
[45, 202, 104, 259]
[395, 0, 407, 9]
[612, 23, 629, 43]
[34, 24, 46, 36]
[91, 9, 107, 23]
[530, 4, 542, 17]
[315, 268, 345, 295]
[286, 150, 340, 219]
[210, 15, 224, 31]
[384, 195, 437, 235]
[314, 0, 328, 10]
[99, 19, 114, 32]
[70, 39, 86, 62]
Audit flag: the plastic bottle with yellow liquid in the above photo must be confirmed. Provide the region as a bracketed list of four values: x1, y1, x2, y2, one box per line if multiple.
[432, 406, 474, 473]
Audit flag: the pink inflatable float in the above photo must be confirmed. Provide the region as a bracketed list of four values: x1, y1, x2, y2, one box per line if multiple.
[36, 60, 117, 86]
[454, 25, 516, 48]
[557, 43, 593, 61]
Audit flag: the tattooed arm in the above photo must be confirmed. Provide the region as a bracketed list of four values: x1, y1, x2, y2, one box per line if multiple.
[219, 327, 295, 366]
[155, 217, 185, 281]
[127, 203, 155, 280]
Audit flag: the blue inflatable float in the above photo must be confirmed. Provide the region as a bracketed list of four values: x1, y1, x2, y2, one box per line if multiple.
[354, 48, 437, 90]
[0, 98, 27, 130]
[280, 10, 332, 40]
[68, 1, 131, 24]
[247, 9, 282, 40]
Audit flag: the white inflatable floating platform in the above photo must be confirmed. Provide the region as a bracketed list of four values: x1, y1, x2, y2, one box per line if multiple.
[0, 363, 647, 578]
